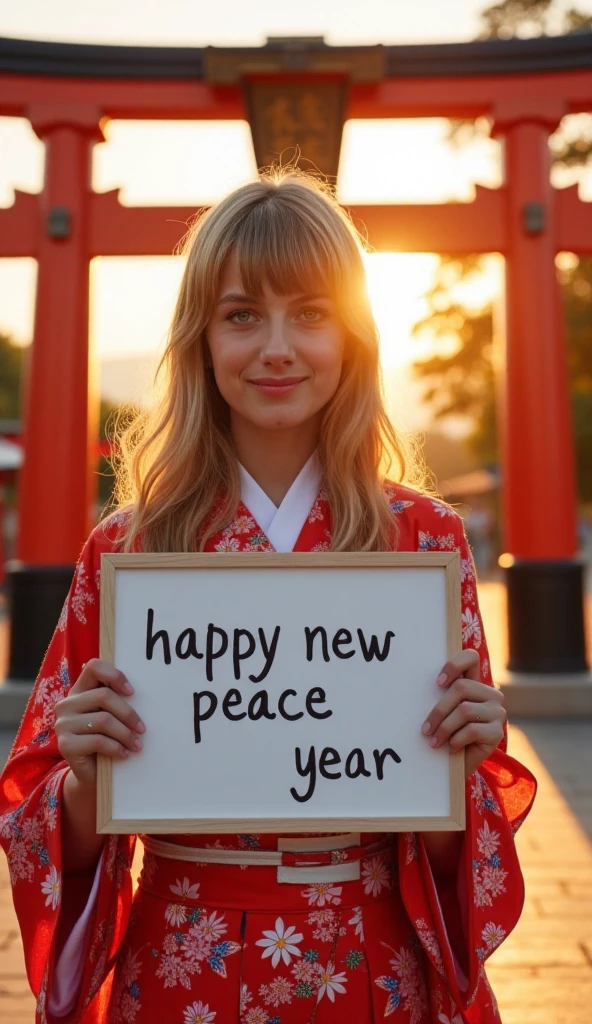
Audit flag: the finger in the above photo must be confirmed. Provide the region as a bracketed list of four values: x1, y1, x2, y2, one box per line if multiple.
[59, 731, 132, 761]
[69, 658, 133, 697]
[65, 686, 145, 735]
[68, 710, 144, 753]
[422, 677, 495, 737]
[436, 649, 480, 687]
[429, 699, 504, 748]
[448, 719, 505, 754]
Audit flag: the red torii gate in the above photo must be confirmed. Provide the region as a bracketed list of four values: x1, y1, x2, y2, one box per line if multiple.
[1, 33, 591, 681]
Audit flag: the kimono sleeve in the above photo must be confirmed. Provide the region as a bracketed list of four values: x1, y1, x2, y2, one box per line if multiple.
[0, 519, 136, 1023]
[398, 511, 537, 1020]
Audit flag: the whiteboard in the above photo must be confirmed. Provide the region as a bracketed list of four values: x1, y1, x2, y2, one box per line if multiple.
[97, 551, 464, 833]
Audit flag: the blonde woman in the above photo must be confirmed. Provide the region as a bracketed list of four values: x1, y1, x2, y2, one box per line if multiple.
[0, 170, 535, 1024]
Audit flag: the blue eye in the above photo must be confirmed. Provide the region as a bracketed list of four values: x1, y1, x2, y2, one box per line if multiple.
[228, 309, 255, 323]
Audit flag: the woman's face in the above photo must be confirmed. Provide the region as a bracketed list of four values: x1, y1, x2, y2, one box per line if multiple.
[205, 250, 346, 436]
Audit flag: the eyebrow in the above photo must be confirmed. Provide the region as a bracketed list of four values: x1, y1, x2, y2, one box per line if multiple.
[216, 291, 330, 306]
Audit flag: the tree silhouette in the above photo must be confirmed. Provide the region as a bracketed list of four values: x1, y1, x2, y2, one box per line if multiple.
[412, 0, 592, 498]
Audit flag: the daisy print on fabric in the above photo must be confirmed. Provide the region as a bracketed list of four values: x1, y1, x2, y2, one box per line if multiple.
[183, 1001, 216, 1023]
[361, 855, 392, 897]
[316, 962, 347, 1003]
[213, 534, 241, 553]
[256, 917, 304, 968]
[170, 877, 200, 899]
[165, 902, 188, 927]
[348, 905, 364, 942]
[482, 922, 506, 951]
[40, 864, 60, 909]
[301, 882, 342, 907]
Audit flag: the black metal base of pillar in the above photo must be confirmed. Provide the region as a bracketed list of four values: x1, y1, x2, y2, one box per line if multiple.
[5, 562, 75, 683]
[505, 559, 589, 673]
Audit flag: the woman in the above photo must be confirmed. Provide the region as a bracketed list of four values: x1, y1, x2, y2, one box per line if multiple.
[0, 169, 536, 1024]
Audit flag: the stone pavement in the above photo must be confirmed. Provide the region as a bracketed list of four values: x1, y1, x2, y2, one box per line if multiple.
[1, 720, 591, 1023]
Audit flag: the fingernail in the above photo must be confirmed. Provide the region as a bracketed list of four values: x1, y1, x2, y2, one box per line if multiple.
[134, 738, 143, 750]
[422, 720, 432, 735]
[437, 673, 448, 686]
[430, 736, 439, 747]
[135, 721, 146, 733]
[123, 682, 134, 695]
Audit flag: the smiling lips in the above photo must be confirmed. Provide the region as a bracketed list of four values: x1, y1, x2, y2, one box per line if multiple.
[248, 376, 308, 397]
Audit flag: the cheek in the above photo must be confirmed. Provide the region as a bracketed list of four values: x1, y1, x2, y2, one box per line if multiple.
[308, 333, 345, 390]
[210, 339, 249, 392]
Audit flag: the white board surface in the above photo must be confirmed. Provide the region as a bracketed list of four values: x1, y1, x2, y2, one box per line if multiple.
[98, 553, 463, 832]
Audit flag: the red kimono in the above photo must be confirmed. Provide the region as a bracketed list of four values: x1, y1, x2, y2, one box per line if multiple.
[0, 482, 536, 1024]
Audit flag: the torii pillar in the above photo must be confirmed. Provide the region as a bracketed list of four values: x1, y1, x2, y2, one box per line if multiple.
[7, 105, 103, 681]
[493, 101, 587, 673]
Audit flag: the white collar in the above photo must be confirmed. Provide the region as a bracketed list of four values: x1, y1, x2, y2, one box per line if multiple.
[238, 453, 322, 553]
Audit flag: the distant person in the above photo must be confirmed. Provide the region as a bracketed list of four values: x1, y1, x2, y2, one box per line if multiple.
[0, 170, 535, 1024]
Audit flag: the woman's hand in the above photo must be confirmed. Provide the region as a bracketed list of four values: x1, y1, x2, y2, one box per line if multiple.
[55, 658, 146, 789]
[421, 649, 506, 778]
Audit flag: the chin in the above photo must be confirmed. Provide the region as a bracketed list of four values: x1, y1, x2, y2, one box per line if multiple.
[251, 407, 314, 432]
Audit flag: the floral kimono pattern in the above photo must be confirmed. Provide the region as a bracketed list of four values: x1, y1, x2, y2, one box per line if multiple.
[0, 483, 536, 1023]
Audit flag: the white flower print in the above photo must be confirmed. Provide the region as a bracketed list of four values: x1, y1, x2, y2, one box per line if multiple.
[40, 864, 60, 909]
[482, 864, 507, 898]
[231, 514, 257, 534]
[244, 1010, 268, 1024]
[316, 962, 347, 1002]
[292, 959, 321, 985]
[255, 917, 303, 968]
[183, 1001, 216, 1023]
[482, 922, 506, 950]
[214, 536, 241, 552]
[460, 557, 476, 584]
[349, 905, 364, 941]
[259, 976, 294, 1006]
[165, 902, 188, 927]
[377, 942, 429, 1022]
[170, 877, 200, 900]
[462, 607, 482, 647]
[477, 821, 501, 860]
[415, 918, 444, 976]
[70, 562, 95, 624]
[432, 501, 456, 518]
[301, 882, 342, 907]
[307, 499, 324, 523]
[361, 855, 392, 897]
[198, 910, 228, 942]
[307, 908, 339, 943]
[438, 997, 463, 1023]
[471, 771, 502, 817]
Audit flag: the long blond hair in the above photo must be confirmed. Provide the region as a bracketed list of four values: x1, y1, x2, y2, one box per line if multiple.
[114, 167, 430, 552]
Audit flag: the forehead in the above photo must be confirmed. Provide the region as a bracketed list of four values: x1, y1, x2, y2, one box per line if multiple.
[217, 249, 329, 301]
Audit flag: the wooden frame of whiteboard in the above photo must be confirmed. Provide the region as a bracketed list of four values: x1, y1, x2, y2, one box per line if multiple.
[97, 551, 464, 834]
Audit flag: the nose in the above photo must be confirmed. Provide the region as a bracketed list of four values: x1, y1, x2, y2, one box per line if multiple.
[259, 318, 295, 365]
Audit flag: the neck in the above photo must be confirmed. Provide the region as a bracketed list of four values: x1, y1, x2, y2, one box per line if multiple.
[231, 414, 321, 506]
